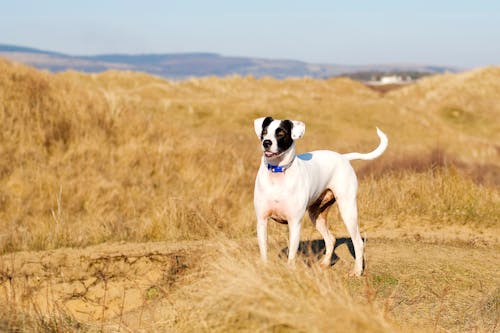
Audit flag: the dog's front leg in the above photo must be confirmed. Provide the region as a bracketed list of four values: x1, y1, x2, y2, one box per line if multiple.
[287, 219, 302, 264]
[257, 217, 268, 262]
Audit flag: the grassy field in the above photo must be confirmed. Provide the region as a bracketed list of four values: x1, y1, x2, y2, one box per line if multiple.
[0, 58, 498, 332]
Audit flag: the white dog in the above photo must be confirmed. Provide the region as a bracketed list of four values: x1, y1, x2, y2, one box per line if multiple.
[253, 117, 388, 276]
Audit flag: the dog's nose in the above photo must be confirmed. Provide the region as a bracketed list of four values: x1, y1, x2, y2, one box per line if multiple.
[263, 140, 272, 149]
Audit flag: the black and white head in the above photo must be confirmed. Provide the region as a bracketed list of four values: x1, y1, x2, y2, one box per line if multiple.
[253, 117, 306, 158]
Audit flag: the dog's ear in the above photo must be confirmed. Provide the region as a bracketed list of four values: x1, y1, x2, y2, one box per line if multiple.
[291, 120, 305, 139]
[254, 117, 273, 137]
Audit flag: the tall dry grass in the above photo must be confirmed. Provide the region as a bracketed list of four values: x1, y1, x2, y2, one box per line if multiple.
[148, 236, 498, 332]
[0, 58, 499, 254]
[173, 239, 403, 333]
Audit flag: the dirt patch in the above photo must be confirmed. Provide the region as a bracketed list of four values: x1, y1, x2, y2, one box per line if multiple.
[0, 241, 203, 325]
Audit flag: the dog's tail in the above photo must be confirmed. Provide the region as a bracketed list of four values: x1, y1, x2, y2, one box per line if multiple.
[342, 127, 388, 161]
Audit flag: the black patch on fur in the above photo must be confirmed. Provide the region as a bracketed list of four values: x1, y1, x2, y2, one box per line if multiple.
[271, 217, 288, 224]
[277, 120, 294, 152]
[260, 116, 274, 140]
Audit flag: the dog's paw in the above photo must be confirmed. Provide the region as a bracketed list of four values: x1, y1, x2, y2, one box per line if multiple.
[348, 269, 364, 278]
[319, 259, 331, 269]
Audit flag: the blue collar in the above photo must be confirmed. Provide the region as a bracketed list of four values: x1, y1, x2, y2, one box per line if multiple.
[266, 157, 295, 173]
[267, 164, 286, 173]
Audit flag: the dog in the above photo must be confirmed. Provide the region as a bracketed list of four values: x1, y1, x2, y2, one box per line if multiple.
[253, 117, 388, 276]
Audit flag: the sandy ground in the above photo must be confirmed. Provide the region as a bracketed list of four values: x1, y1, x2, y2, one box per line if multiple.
[0, 241, 203, 329]
[1, 230, 498, 332]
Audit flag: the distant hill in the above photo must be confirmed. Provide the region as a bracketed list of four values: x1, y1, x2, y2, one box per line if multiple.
[0, 43, 458, 79]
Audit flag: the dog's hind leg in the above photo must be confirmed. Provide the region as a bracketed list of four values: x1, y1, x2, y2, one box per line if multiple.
[312, 209, 336, 267]
[337, 197, 364, 276]
[308, 189, 336, 267]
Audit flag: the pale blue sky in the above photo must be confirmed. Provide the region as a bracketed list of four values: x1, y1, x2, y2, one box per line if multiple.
[2, 0, 499, 68]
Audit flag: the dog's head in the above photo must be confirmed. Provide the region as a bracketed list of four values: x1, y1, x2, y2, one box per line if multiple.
[254, 117, 305, 158]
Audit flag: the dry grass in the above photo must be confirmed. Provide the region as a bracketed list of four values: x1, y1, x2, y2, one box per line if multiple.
[175, 238, 499, 333]
[1, 237, 498, 332]
[0, 58, 499, 332]
[174, 239, 401, 333]
[359, 167, 499, 228]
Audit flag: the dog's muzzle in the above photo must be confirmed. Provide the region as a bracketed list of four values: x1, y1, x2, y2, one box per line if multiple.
[264, 151, 280, 158]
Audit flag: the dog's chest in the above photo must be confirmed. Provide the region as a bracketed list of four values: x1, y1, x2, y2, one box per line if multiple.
[261, 174, 290, 198]
[257, 173, 302, 220]
[265, 193, 291, 224]
[263, 180, 289, 205]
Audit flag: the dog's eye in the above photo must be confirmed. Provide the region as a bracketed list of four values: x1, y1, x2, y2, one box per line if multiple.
[276, 129, 285, 138]
[262, 129, 267, 136]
